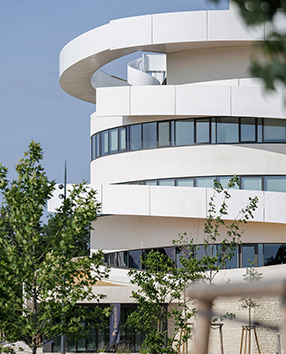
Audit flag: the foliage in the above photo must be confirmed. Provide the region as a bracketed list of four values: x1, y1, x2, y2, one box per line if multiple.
[128, 176, 258, 354]
[0, 141, 110, 354]
[127, 244, 203, 354]
[213, 0, 286, 91]
[203, 176, 258, 283]
[239, 261, 263, 326]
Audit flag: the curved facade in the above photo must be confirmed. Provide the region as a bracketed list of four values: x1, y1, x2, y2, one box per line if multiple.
[57, 4, 286, 352]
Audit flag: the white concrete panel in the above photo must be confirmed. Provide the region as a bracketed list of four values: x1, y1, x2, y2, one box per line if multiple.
[59, 24, 110, 77]
[176, 84, 231, 116]
[265, 192, 286, 224]
[90, 113, 123, 136]
[153, 11, 207, 44]
[150, 186, 207, 218]
[206, 189, 263, 222]
[109, 15, 152, 50]
[232, 86, 286, 118]
[91, 214, 286, 251]
[130, 86, 176, 116]
[96, 87, 130, 116]
[90, 144, 286, 185]
[167, 46, 251, 86]
[208, 5, 264, 41]
[101, 185, 149, 216]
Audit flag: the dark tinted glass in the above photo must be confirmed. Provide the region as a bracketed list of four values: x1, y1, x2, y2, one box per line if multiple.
[264, 176, 286, 192]
[117, 251, 128, 267]
[264, 119, 286, 142]
[264, 244, 286, 266]
[109, 128, 118, 154]
[176, 178, 194, 187]
[130, 125, 141, 151]
[241, 118, 256, 142]
[217, 117, 239, 143]
[119, 127, 126, 151]
[95, 134, 100, 158]
[196, 177, 215, 188]
[176, 246, 194, 269]
[158, 121, 170, 146]
[196, 118, 210, 143]
[175, 119, 194, 146]
[242, 245, 256, 267]
[91, 135, 95, 160]
[241, 177, 262, 191]
[102, 131, 109, 155]
[143, 122, 157, 149]
[158, 179, 175, 186]
[224, 246, 238, 269]
[129, 250, 142, 269]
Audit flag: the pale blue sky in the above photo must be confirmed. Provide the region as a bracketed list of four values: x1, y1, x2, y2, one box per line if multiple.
[0, 0, 228, 184]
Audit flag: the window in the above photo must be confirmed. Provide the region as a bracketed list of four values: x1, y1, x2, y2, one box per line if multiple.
[217, 117, 239, 143]
[175, 119, 194, 146]
[264, 176, 286, 192]
[109, 128, 118, 154]
[101, 131, 108, 155]
[130, 125, 141, 151]
[264, 244, 286, 266]
[264, 119, 286, 142]
[144, 180, 157, 186]
[240, 118, 256, 142]
[241, 176, 262, 191]
[129, 250, 142, 269]
[196, 177, 215, 188]
[242, 244, 256, 267]
[217, 176, 239, 189]
[143, 122, 157, 149]
[158, 121, 170, 146]
[158, 179, 175, 186]
[91, 135, 95, 160]
[176, 178, 194, 187]
[119, 127, 126, 151]
[95, 134, 100, 158]
[196, 118, 210, 143]
[117, 251, 128, 267]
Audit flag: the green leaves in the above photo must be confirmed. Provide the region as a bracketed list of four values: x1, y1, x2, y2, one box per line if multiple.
[128, 176, 258, 353]
[0, 142, 109, 354]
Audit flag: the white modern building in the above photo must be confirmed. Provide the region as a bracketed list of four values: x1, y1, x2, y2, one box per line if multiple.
[51, 3, 286, 352]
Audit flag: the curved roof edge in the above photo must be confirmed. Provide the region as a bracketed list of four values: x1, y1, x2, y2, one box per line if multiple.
[59, 5, 265, 103]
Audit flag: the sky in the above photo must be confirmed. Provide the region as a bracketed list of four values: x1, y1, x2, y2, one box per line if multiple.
[0, 0, 229, 184]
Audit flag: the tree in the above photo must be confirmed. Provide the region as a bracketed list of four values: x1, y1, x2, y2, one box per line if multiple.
[213, 0, 286, 91]
[239, 261, 263, 327]
[0, 141, 109, 354]
[127, 243, 204, 354]
[127, 177, 258, 354]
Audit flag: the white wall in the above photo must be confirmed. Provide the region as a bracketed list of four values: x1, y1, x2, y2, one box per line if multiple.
[90, 144, 286, 184]
[91, 214, 286, 251]
[167, 46, 252, 85]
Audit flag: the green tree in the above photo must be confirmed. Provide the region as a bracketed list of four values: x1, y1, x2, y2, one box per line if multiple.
[128, 177, 258, 354]
[239, 261, 263, 326]
[0, 141, 109, 354]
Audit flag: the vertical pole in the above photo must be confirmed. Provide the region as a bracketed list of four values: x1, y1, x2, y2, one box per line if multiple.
[219, 325, 224, 354]
[248, 327, 251, 354]
[192, 299, 213, 354]
[282, 281, 286, 353]
[239, 327, 244, 354]
[253, 327, 261, 354]
[61, 161, 67, 354]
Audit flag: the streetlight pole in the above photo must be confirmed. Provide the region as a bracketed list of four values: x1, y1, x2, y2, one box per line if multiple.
[59, 161, 67, 354]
